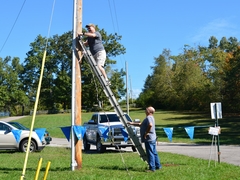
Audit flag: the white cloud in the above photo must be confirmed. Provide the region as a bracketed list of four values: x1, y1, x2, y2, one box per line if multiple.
[190, 18, 240, 44]
[130, 88, 142, 99]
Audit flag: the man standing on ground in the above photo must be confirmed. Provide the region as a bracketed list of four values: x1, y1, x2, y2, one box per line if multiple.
[128, 106, 162, 172]
[79, 23, 110, 85]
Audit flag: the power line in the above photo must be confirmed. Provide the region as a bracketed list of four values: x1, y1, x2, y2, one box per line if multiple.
[108, 0, 126, 66]
[0, 0, 27, 54]
[108, 0, 116, 33]
[112, 0, 120, 34]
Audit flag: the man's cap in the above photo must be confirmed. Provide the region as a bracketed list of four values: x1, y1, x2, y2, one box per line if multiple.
[85, 23, 95, 28]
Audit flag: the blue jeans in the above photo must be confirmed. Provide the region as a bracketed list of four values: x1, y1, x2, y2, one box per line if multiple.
[144, 139, 161, 171]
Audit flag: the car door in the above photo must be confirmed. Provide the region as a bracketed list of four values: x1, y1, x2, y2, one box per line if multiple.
[0, 122, 17, 148]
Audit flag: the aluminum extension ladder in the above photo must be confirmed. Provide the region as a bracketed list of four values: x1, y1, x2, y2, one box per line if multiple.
[78, 36, 148, 163]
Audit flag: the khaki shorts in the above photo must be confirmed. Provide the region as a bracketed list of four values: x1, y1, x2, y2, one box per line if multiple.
[93, 50, 106, 67]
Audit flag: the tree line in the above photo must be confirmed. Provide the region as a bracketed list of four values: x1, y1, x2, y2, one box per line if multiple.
[136, 36, 240, 113]
[1, 30, 239, 115]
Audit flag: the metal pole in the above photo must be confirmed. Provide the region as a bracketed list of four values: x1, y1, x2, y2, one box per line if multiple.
[129, 75, 133, 105]
[71, 0, 77, 171]
[125, 61, 129, 115]
[214, 103, 221, 163]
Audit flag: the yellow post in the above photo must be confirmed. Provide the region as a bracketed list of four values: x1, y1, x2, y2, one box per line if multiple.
[43, 161, 51, 180]
[34, 157, 43, 180]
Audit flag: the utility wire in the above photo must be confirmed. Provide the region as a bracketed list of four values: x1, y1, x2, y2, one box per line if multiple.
[0, 0, 27, 53]
[20, 0, 56, 179]
[112, 0, 120, 35]
[45, 0, 56, 48]
[107, 0, 126, 68]
[108, 0, 116, 33]
[107, 1, 133, 175]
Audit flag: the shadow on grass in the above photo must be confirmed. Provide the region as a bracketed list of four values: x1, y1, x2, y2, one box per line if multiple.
[0, 150, 18, 154]
[99, 165, 136, 171]
[83, 149, 130, 154]
[98, 163, 185, 172]
[0, 166, 71, 172]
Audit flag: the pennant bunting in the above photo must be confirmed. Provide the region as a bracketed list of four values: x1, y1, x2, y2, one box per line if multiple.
[60, 126, 71, 142]
[120, 128, 128, 142]
[58, 125, 210, 143]
[163, 127, 173, 142]
[185, 127, 194, 140]
[73, 126, 86, 140]
[99, 127, 109, 141]
[11, 130, 22, 143]
[34, 128, 46, 141]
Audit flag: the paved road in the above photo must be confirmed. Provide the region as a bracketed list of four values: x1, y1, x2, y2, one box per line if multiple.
[1, 116, 26, 122]
[49, 137, 240, 166]
[2, 116, 240, 166]
[157, 142, 240, 166]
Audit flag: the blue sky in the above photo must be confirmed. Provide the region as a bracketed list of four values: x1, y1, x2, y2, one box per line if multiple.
[1, 0, 240, 99]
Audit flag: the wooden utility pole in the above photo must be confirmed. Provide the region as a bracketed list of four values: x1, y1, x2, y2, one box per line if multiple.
[75, 0, 82, 169]
[71, 0, 82, 170]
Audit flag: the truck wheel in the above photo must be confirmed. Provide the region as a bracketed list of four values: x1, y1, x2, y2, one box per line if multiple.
[20, 139, 37, 152]
[96, 138, 106, 153]
[132, 146, 137, 152]
[83, 136, 90, 151]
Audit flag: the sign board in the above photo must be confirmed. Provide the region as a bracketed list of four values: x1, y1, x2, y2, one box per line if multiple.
[210, 102, 222, 119]
[208, 126, 221, 136]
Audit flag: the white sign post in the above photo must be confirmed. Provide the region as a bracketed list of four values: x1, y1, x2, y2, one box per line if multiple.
[210, 102, 222, 119]
[209, 102, 222, 166]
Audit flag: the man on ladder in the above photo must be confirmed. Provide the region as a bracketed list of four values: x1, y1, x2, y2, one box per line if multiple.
[79, 23, 111, 85]
[78, 24, 148, 165]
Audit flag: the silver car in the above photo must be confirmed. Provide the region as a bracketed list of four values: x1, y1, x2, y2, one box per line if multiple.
[0, 121, 46, 152]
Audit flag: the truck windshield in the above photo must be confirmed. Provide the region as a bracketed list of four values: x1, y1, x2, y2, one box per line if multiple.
[100, 114, 132, 123]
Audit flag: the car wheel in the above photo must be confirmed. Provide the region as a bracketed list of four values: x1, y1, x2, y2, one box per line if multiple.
[132, 146, 137, 152]
[20, 139, 37, 152]
[83, 136, 90, 151]
[96, 138, 106, 153]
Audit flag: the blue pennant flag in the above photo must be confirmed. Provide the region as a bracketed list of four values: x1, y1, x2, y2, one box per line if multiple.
[185, 126, 194, 140]
[11, 130, 22, 143]
[60, 126, 71, 142]
[99, 127, 109, 141]
[34, 128, 46, 141]
[163, 127, 173, 142]
[120, 128, 128, 142]
[73, 126, 86, 140]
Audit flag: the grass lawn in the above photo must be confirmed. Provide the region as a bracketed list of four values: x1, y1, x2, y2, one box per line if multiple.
[13, 110, 240, 145]
[1, 110, 240, 179]
[0, 146, 240, 180]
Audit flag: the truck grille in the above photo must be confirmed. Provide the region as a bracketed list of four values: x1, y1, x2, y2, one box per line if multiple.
[113, 128, 122, 136]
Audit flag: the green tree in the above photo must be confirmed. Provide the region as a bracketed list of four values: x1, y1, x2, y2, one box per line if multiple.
[19, 28, 126, 112]
[222, 46, 240, 112]
[0, 56, 28, 115]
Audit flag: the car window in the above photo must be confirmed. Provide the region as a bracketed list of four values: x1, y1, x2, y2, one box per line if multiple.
[0, 123, 11, 131]
[99, 114, 132, 123]
[8, 122, 28, 130]
[91, 115, 98, 124]
[100, 114, 119, 123]
[125, 114, 132, 122]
